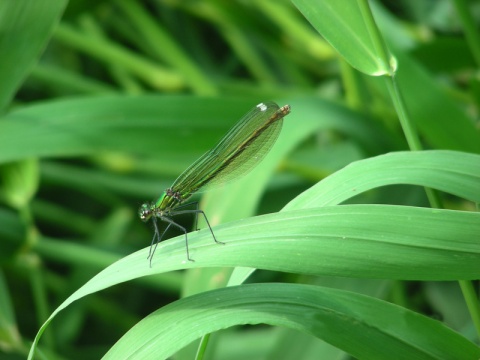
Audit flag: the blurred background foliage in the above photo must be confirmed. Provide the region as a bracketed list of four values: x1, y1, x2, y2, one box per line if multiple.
[0, 0, 479, 359]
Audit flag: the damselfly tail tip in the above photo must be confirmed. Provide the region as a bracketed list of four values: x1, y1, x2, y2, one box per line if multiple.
[280, 104, 291, 116]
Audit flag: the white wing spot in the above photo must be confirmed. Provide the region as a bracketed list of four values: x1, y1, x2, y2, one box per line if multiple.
[256, 103, 267, 112]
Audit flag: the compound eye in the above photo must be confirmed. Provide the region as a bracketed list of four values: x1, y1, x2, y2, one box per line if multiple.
[138, 203, 152, 221]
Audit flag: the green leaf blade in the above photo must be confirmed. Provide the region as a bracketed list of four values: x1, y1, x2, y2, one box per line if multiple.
[28, 205, 480, 358]
[0, 0, 67, 110]
[284, 151, 480, 210]
[103, 283, 480, 360]
[292, 0, 394, 75]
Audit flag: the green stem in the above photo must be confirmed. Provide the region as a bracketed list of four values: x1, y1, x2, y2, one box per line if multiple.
[31, 64, 116, 94]
[386, 76, 421, 150]
[28, 258, 54, 350]
[387, 77, 442, 208]
[34, 236, 120, 268]
[254, 0, 333, 60]
[195, 333, 211, 360]
[79, 15, 144, 94]
[340, 57, 365, 111]
[54, 23, 184, 91]
[117, 0, 217, 95]
[358, 0, 477, 341]
[358, 0, 420, 148]
[177, 2, 278, 83]
[357, 0, 394, 76]
[359, 0, 442, 208]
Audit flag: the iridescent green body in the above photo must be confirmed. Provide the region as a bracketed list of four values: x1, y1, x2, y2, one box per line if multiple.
[139, 101, 291, 264]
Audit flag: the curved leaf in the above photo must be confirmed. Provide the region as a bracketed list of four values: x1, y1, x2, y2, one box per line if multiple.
[284, 150, 480, 210]
[292, 0, 394, 75]
[103, 283, 480, 360]
[0, 96, 394, 164]
[0, 0, 66, 109]
[28, 205, 480, 358]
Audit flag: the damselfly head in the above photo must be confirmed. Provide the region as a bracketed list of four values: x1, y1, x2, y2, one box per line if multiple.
[138, 203, 153, 222]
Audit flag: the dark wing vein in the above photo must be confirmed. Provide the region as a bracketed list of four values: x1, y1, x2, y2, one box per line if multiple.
[171, 102, 289, 197]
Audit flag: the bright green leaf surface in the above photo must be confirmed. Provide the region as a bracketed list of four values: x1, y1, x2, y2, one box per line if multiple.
[103, 283, 480, 360]
[29, 205, 480, 358]
[284, 150, 480, 210]
[292, 0, 394, 75]
[6, 2, 480, 359]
